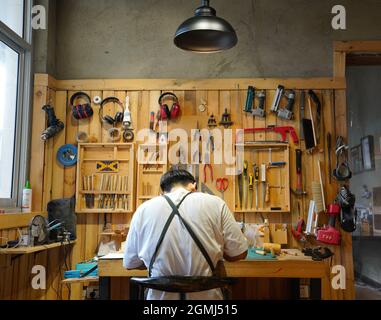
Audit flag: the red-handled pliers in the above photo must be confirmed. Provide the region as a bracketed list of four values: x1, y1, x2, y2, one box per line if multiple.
[216, 178, 229, 200]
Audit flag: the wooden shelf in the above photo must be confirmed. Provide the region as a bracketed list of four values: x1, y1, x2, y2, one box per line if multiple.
[82, 159, 130, 162]
[76, 143, 135, 214]
[80, 191, 131, 195]
[142, 170, 164, 174]
[0, 240, 76, 255]
[77, 209, 133, 214]
[235, 209, 289, 213]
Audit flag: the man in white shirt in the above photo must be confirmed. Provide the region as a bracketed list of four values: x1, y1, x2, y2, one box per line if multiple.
[124, 169, 248, 300]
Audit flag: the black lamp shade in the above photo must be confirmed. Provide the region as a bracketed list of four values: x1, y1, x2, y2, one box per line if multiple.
[174, 1, 238, 53]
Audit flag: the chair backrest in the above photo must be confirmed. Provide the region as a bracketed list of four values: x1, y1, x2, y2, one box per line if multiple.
[130, 276, 236, 300]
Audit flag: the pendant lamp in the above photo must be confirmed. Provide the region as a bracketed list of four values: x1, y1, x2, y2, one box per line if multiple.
[174, 0, 238, 53]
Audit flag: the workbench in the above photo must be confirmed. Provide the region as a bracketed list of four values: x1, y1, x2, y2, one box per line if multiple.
[98, 253, 332, 300]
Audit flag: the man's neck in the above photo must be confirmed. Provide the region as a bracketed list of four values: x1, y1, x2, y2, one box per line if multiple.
[169, 186, 189, 194]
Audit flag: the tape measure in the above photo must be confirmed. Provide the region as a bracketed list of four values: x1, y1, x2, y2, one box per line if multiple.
[57, 144, 78, 167]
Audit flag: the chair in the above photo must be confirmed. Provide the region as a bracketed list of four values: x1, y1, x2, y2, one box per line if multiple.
[130, 276, 237, 300]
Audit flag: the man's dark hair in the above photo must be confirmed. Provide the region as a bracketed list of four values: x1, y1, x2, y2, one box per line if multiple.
[160, 169, 196, 193]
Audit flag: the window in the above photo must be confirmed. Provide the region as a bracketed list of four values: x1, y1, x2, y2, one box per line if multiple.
[0, 0, 32, 209]
[0, 42, 18, 198]
[0, 0, 24, 37]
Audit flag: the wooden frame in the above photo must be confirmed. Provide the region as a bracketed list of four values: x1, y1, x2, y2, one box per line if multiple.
[233, 143, 290, 213]
[75, 143, 136, 214]
[330, 40, 381, 300]
[136, 144, 168, 207]
[27, 63, 364, 300]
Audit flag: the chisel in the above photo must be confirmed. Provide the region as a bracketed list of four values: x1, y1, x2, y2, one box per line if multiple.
[243, 161, 248, 209]
[254, 165, 259, 210]
[238, 172, 243, 209]
[261, 164, 267, 209]
[248, 174, 254, 210]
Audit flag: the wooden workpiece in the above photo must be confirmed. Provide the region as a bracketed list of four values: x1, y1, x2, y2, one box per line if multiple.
[9, 72, 353, 301]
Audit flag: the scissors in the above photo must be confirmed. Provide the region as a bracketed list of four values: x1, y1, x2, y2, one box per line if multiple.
[216, 178, 229, 200]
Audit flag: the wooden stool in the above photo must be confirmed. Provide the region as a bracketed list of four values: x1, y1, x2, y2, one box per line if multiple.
[130, 276, 237, 300]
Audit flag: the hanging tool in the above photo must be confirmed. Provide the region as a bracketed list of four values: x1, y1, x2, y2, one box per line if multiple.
[57, 144, 78, 167]
[317, 203, 341, 245]
[305, 200, 319, 236]
[260, 164, 267, 209]
[237, 170, 243, 209]
[242, 126, 299, 144]
[308, 90, 322, 144]
[41, 105, 65, 141]
[243, 86, 266, 118]
[204, 163, 214, 184]
[216, 178, 229, 200]
[248, 174, 254, 209]
[300, 90, 305, 140]
[242, 161, 248, 209]
[208, 114, 217, 129]
[327, 133, 332, 184]
[292, 149, 307, 196]
[254, 165, 259, 210]
[333, 136, 352, 181]
[277, 91, 296, 120]
[303, 93, 316, 151]
[270, 85, 296, 120]
[292, 218, 307, 243]
[150, 112, 155, 131]
[219, 109, 233, 128]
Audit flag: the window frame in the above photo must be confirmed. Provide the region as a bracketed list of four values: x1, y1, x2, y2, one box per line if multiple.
[0, 0, 33, 210]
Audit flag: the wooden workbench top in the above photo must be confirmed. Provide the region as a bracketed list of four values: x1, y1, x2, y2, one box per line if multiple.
[98, 252, 328, 279]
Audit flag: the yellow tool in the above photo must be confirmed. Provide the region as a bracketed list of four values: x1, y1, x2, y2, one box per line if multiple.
[96, 161, 119, 173]
[248, 174, 254, 209]
[254, 165, 259, 210]
[243, 161, 249, 209]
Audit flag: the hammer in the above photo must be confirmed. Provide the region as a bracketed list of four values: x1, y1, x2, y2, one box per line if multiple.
[292, 149, 307, 196]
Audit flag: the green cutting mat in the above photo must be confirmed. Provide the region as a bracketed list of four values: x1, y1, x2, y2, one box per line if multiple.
[246, 248, 277, 261]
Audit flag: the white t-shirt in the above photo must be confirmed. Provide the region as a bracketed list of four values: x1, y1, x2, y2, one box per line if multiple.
[123, 187, 248, 300]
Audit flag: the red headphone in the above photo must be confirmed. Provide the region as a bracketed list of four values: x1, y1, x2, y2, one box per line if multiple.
[158, 92, 181, 121]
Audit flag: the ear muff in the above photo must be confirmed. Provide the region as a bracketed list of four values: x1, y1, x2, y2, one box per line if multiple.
[70, 92, 94, 120]
[99, 97, 125, 126]
[171, 101, 181, 119]
[114, 112, 124, 124]
[103, 115, 116, 126]
[160, 104, 171, 120]
[158, 93, 181, 121]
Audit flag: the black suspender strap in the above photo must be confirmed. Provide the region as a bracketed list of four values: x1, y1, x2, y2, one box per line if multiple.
[148, 193, 215, 278]
[148, 192, 192, 277]
[164, 195, 216, 274]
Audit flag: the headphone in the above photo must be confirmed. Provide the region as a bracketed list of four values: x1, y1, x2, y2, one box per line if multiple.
[158, 92, 181, 121]
[70, 92, 94, 120]
[99, 97, 124, 126]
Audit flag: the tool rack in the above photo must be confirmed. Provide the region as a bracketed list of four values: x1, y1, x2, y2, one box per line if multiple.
[136, 143, 168, 206]
[234, 143, 290, 213]
[75, 143, 135, 214]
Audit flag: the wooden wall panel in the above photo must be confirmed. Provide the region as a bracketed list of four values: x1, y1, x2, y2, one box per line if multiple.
[6, 74, 353, 301]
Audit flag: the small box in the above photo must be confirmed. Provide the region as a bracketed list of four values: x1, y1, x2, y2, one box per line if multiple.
[76, 262, 98, 277]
